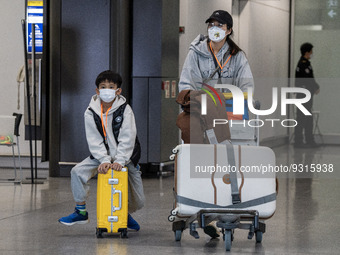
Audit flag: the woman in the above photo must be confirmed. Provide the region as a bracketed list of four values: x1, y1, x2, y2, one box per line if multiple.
[179, 10, 254, 92]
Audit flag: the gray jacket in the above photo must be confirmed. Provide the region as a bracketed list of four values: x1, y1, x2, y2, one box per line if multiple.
[85, 94, 137, 166]
[179, 34, 254, 92]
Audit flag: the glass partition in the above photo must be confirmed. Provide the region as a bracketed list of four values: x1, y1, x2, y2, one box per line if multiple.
[293, 0, 340, 142]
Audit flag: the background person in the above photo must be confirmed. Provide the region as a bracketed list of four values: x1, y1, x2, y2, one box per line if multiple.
[294, 42, 320, 148]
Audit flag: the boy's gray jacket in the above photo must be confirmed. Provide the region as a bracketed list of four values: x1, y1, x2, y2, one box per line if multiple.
[179, 34, 254, 92]
[85, 94, 136, 166]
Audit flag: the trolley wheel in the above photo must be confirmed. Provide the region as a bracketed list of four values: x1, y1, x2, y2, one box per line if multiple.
[169, 154, 175, 161]
[175, 230, 182, 241]
[224, 230, 232, 251]
[170, 209, 177, 216]
[223, 229, 234, 241]
[96, 228, 103, 238]
[168, 215, 175, 222]
[255, 231, 263, 243]
[120, 229, 128, 238]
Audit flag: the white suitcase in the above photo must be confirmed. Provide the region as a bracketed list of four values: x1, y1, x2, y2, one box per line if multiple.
[173, 144, 276, 219]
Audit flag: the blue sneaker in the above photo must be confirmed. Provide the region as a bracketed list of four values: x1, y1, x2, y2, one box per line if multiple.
[58, 208, 89, 226]
[127, 214, 140, 231]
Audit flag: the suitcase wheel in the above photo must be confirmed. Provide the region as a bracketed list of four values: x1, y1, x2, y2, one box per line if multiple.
[96, 228, 104, 238]
[174, 230, 182, 241]
[120, 229, 128, 239]
[170, 208, 179, 216]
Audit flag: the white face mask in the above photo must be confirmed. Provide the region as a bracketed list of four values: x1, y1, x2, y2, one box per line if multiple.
[208, 26, 226, 42]
[99, 88, 117, 103]
[309, 54, 313, 59]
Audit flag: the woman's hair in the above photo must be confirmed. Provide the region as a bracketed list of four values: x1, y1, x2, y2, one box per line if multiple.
[226, 29, 242, 56]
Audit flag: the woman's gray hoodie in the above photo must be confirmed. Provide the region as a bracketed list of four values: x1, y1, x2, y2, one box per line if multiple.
[179, 34, 254, 92]
[84, 94, 137, 166]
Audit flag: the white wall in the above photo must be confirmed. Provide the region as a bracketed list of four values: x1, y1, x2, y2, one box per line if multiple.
[179, 0, 291, 142]
[292, 0, 340, 137]
[239, 0, 290, 141]
[0, 1, 41, 156]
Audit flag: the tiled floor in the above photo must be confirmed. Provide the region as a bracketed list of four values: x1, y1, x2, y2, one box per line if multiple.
[0, 145, 339, 254]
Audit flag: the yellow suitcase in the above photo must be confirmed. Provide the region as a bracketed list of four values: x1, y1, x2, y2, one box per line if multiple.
[96, 168, 128, 238]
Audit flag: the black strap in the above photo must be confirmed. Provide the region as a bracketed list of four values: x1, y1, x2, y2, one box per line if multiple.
[88, 107, 109, 153]
[226, 144, 241, 204]
[111, 103, 128, 144]
[110, 103, 141, 166]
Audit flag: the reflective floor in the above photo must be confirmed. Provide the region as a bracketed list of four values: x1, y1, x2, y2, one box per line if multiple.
[0, 145, 339, 254]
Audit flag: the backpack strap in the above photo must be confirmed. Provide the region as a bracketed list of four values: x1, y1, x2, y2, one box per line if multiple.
[111, 103, 128, 143]
[88, 107, 109, 154]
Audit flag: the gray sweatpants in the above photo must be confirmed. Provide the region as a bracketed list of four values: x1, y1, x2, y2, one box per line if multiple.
[70, 156, 145, 213]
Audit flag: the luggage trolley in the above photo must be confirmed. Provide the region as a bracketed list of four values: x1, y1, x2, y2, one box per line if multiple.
[170, 208, 265, 251]
[168, 94, 276, 252]
[168, 144, 276, 252]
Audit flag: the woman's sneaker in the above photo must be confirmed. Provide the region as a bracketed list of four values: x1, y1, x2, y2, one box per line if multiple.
[127, 214, 140, 231]
[58, 208, 89, 226]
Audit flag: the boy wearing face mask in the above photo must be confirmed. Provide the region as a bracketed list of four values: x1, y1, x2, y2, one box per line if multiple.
[59, 70, 145, 229]
[179, 10, 254, 92]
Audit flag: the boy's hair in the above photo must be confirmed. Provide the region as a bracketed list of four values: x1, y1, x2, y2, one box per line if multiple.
[95, 70, 122, 88]
[300, 42, 313, 56]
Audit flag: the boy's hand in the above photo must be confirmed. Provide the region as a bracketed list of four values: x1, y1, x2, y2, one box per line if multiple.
[98, 163, 111, 174]
[111, 162, 123, 171]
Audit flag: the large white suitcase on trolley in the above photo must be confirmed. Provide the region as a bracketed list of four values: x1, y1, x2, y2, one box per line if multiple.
[174, 144, 276, 218]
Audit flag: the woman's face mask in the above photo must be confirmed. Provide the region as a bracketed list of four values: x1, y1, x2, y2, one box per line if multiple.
[99, 88, 117, 103]
[208, 26, 226, 42]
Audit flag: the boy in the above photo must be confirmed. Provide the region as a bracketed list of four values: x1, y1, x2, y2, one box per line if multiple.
[59, 70, 145, 230]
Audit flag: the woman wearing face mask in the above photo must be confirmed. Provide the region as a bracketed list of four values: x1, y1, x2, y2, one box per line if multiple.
[178, 10, 254, 92]
[176, 11, 255, 238]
